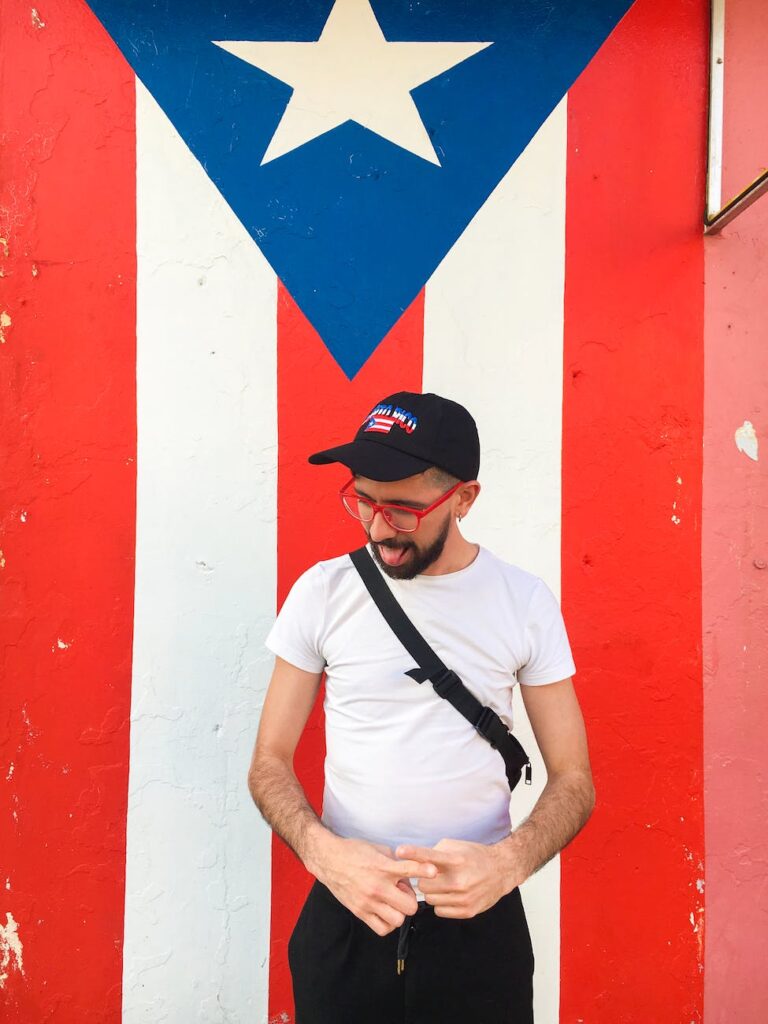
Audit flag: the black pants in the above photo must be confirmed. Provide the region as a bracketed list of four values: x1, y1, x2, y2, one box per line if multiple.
[288, 879, 535, 1024]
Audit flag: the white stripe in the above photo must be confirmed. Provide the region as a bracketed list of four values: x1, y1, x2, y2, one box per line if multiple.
[124, 81, 276, 1023]
[423, 97, 568, 1024]
[707, 0, 726, 217]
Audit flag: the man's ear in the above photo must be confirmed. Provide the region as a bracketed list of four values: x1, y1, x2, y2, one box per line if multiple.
[457, 481, 481, 517]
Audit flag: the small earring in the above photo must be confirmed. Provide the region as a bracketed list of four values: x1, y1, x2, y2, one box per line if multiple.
[457, 514, 463, 522]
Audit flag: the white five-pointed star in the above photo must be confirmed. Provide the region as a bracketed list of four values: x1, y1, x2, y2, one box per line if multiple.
[213, 0, 491, 166]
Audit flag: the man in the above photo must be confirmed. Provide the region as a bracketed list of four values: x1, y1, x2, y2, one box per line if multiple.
[250, 391, 594, 1024]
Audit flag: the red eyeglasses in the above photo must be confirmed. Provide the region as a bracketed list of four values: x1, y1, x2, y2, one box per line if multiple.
[339, 476, 464, 533]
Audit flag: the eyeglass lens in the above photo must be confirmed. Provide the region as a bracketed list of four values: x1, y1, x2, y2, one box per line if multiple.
[342, 494, 418, 531]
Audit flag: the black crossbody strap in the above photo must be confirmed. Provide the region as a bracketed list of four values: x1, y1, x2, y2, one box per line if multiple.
[349, 546, 531, 792]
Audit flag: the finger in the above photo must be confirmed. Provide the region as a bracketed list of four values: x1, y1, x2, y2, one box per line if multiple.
[381, 857, 436, 879]
[387, 885, 418, 917]
[415, 877, 457, 895]
[396, 844, 457, 869]
[376, 880, 418, 917]
[422, 890, 466, 907]
[433, 905, 472, 919]
[364, 912, 397, 937]
[373, 901, 407, 931]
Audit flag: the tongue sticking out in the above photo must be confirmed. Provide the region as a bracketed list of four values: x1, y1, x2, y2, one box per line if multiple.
[379, 545, 408, 567]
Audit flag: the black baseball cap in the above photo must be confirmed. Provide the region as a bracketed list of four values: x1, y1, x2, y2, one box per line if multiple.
[308, 391, 480, 482]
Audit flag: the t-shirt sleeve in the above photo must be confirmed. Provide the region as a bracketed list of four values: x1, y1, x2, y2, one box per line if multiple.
[264, 564, 327, 674]
[516, 578, 576, 685]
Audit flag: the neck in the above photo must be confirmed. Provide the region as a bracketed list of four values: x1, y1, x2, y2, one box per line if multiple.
[420, 529, 479, 576]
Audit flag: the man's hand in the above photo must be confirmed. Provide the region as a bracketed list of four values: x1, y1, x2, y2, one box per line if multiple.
[308, 830, 437, 936]
[396, 838, 518, 919]
[395, 679, 597, 920]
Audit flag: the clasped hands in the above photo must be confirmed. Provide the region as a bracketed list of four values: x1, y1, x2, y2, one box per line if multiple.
[314, 833, 518, 938]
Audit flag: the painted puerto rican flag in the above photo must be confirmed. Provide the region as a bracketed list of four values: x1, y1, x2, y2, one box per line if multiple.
[1, 0, 712, 1021]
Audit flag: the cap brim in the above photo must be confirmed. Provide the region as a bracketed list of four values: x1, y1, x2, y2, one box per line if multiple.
[307, 438, 434, 482]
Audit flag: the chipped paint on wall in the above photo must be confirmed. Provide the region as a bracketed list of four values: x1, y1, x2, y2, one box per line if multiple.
[0, 311, 11, 344]
[734, 419, 758, 460]
[0, 913, 25, 989]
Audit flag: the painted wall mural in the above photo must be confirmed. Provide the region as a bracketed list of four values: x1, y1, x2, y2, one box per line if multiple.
[1, 0, 766, 1022]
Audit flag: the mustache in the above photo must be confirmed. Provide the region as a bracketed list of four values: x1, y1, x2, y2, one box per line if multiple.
[375, 539, 413, 550]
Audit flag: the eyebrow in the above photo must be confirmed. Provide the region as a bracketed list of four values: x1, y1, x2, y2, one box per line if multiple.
[353, 485, 430, 510]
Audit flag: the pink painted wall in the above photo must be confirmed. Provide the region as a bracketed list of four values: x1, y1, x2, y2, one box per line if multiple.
[703, 1, 768, 1015]
[703, 198, 768, 1024]
[721, 0, 768, 204]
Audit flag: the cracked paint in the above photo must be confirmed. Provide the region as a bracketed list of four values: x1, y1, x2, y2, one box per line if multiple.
[2, 3, 139, 1019]
[0, 912, 25, 988]
[734, 419, 758, 460]
[0, 311, 11, 343]
[690, 903, 705, 967]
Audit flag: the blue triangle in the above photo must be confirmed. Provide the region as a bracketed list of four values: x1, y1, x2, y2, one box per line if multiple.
[87, 0, 634, 378]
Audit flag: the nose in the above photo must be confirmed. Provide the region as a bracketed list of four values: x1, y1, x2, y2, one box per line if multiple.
[368, 509, 398, 543]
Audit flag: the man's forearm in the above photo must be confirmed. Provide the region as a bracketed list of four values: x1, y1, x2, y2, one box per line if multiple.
[496, 769, 595, 889]
[250, 755, 433, 935]
[248, 753, 333, 873]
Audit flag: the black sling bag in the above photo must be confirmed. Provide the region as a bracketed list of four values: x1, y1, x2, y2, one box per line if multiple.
[349, 545, 532, 792]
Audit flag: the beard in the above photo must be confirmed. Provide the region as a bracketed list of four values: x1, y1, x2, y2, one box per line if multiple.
[369, 512, 452, 581]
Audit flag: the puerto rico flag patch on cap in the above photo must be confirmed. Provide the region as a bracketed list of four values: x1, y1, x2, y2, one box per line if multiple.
[363, 403, 419, 434]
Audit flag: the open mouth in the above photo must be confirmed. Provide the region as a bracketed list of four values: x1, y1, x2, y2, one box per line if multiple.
[377, 544, 409, 567]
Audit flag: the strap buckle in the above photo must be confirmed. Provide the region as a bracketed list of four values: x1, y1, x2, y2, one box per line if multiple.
[474, 706, 498, 747]
[430, 668, 462, 699]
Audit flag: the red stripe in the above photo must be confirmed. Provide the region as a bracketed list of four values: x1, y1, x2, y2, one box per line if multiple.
[561, 0, 706, 1019]
[0, 2, 135, 1019]
[270, 285, 424, 1020]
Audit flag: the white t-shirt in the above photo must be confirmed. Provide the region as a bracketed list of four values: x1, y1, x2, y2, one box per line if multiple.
[265, 543, 576, 853]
